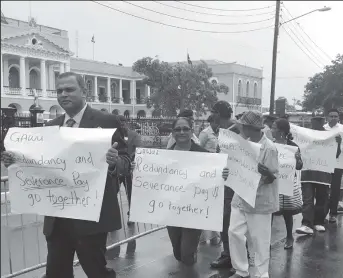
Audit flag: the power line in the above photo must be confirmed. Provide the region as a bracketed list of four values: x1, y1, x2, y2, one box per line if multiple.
[176, 1, 275, 12]
[281, 21, 322, 69]
[154, 1, 276, 17]
[123, 1, 274, 25]
[280, 12, 327, 66]
[280, 14, 325, 67]
[92, 1, 274, 34]
[282, 3, 333, 61]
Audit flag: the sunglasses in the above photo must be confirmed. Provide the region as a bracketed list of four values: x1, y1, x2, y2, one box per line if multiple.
[173, 127, 191, 133]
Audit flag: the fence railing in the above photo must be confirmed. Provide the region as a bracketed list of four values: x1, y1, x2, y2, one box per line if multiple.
[0, 176, 166, 278]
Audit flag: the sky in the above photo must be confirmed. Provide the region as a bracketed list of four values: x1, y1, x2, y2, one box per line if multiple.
[2, 1, 342, 107]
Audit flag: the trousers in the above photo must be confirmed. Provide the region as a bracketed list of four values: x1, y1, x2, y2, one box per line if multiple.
[45, 219, 116, 278]
[301, 183, 329, 227]
[328, 168, 343, 216]
[167, 226, 202, 265]
[229, 206, 272, 278]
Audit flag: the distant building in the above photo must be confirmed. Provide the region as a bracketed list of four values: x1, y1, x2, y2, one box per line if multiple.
[172, 60, 263, 115]
[1, 16, 151, 118]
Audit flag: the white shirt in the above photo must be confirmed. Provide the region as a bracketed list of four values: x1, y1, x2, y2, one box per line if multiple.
[63, 104, 88, 128]
[324, 122, 343, 169]
[262, 124, 273, 141]
[323, 122, 343, 132]
[199, 126, 218, 153]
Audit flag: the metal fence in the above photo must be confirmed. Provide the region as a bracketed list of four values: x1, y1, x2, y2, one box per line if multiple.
[0, 176, 166, 278]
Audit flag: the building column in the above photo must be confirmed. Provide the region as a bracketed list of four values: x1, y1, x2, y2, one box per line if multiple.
[20, 57, 26, 95]
[107, 77, 111, 103]
[48, 65, 54, 89]
[25, 59, 30, 88]
[145, 84, 151, 98]
[3, 56, 9, 87]
[65, 63, 70, 72]
[94, 76, 98, 102]
[130, 80, 136, 105]
[119, 79, 123, 104]
[1, 54, 3, 94]
[40, 60, 46, 95]
[59, 63, 64, 74]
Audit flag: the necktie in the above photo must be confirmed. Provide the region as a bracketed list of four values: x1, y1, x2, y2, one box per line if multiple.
[66, 118, 76, 127]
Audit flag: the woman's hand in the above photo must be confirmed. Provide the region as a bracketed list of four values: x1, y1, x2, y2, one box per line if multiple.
[222, 167, 229, 181]
[294, 149, 303, 170]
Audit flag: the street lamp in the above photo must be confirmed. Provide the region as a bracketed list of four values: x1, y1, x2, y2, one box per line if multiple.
[280, 6, 331, 26]
[269, 2, 332, 116]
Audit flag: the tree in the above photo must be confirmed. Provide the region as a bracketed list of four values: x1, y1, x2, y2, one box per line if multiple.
[302, 54, 343, 113]
[132, 57, 228, 117]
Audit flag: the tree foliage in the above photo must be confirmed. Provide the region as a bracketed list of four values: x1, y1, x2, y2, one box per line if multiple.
[132, 57, 228, 117]
[302, 54, 343, 112]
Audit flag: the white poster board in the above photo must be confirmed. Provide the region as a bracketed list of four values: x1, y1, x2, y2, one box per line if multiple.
[129, 148, 227, 231]
[4, 126, 115, 222]
[218, 129, 261, 208]
[290, 124, 337, 173]
[275, 143, 297, 196]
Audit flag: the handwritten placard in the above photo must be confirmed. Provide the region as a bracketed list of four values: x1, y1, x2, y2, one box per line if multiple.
[129, 148, 227, 231]
[4, 126, 115, 222]
[290, 124, 337, 173]
[275, 143, 297, 196]
[218, 129, 261, 208]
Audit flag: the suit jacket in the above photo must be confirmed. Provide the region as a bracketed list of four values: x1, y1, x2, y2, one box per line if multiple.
[43, 105, 130, 236]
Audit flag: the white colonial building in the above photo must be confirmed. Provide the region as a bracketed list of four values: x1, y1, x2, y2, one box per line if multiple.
[1, 15, 151, 119]
[1, 14, 262, 119]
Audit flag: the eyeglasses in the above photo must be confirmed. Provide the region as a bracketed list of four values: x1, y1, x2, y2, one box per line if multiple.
[173, 127, 191, 133]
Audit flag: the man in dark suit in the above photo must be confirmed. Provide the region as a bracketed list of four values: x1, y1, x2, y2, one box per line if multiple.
[3, 72, 130, 278]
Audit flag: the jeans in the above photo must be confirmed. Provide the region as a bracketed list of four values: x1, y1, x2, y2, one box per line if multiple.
[328, 169, 343, 216]
[301, 183, 329, 228]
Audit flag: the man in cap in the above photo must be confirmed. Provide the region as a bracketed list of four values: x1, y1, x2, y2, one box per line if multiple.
[228, 110, 279, 278]
[262, 115, 277, 141]
[166, 109, 200, 149]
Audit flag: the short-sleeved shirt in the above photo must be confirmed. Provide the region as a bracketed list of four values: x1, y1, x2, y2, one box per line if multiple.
[199, 126, 218, 153]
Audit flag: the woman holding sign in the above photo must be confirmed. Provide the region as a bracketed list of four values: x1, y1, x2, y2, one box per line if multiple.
[167, 116, 229, 266]
[271, 118, 303, 249]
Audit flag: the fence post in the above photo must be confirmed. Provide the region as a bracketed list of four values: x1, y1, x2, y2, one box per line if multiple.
[29, 107, 45, 127]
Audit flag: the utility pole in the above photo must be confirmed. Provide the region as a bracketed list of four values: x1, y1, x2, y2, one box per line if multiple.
[269, 0, 281, 115]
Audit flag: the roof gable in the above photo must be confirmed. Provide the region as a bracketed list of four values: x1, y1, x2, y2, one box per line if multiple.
[1, 32, 69, 53]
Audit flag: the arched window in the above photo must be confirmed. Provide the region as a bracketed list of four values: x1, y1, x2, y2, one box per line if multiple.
[238, 80, 242, 96]
[254, 82, 258, 98]
[246, 81, 250, 96]
[9, 67, 20, 88]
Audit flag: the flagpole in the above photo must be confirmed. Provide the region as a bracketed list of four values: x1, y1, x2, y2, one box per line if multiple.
[92, 43, 94, 60]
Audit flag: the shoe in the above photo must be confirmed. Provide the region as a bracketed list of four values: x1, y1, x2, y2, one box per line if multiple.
[210, 255, 232, 268]
[229, 273, 250, 278]
[284, 238, 294, 249]
[329, 215, 337, 223]
[296, 225, 314, 235]
[314, 225, 326, 232]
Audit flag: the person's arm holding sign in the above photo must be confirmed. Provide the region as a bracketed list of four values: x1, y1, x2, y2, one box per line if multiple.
[258, 145, 279, 184]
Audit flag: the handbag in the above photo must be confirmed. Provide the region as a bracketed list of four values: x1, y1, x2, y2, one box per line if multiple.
[278, 171, 303, 214]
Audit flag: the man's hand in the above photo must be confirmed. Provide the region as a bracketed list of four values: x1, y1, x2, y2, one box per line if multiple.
[106, 142, 119, 167]
[295, 149, 301, 160]
[258, 163, 276, 183]
[2, 151, 16, 168]
[336, 134, 342, 144]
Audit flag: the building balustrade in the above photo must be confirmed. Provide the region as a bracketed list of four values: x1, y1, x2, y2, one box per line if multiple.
[237, 96, 262, 105]
[46, 90, 57, 98]
[3, 86, 22, 95]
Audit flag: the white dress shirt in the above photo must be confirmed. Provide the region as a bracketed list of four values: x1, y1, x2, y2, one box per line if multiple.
[63, 104, 88, 128]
